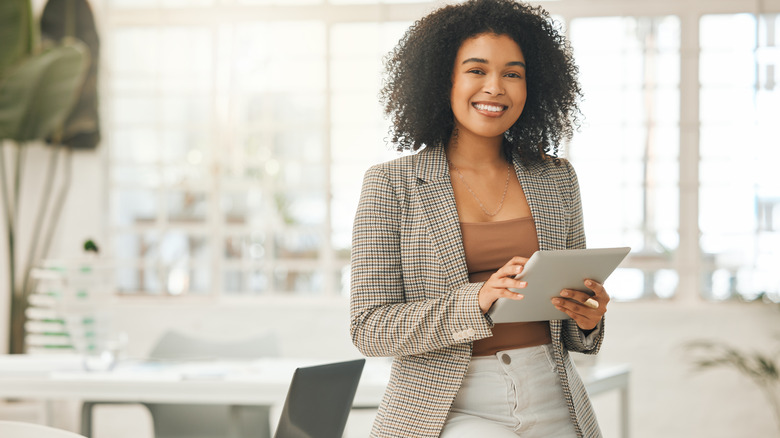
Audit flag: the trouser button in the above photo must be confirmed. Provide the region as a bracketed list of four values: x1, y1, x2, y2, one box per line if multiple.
[501, 354, 511, 365]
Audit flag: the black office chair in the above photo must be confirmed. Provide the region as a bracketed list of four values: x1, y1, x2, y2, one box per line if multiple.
[274, 359, 365, 438]
[81, 330, 280, 438]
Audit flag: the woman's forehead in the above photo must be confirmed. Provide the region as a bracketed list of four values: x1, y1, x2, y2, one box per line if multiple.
[456, 33, 525, 61]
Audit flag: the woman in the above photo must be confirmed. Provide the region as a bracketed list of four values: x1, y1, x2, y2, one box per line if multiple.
[350, 1, 608, 437]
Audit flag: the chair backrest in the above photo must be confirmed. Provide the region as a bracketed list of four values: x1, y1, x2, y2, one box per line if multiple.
[145, 330, 280, 438]
[274, 359, 366, 438]
[148, 330, 280, 360]
[0, 420, 87, 438]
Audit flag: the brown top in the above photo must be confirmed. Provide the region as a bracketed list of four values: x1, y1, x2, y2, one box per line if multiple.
[460, 217, 552, 356]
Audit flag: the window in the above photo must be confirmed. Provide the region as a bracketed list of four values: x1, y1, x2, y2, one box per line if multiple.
[106, 3, 408, 296]
[568, 16, 681, 300]
[104, 1, 780, 301]
[699, 13, 780, 301]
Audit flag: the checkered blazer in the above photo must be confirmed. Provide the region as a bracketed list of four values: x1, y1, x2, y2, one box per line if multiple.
[350, 145, 604, 438]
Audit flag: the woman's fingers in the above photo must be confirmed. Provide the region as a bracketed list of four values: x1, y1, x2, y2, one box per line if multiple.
[551, 280, 610, 331]
[559, 280, 610, 309]
[477, 256, 530, 313]
[559, 289, 598, 308]
[479, 285, 523, 313]
[552, 296, 601, 315]
[551, 297, 600, 330]
[585, 279, 610, 303]
[500, 289, 525, 300]
[485, 272, 527, 297]
[499, 277, 527, 290]
[496, 256, 529, 279]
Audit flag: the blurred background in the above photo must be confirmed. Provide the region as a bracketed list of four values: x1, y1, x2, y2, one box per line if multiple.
[1, 0, 779, 437]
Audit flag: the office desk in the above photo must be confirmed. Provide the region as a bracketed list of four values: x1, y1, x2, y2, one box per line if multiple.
[0, 356, 388, 407]
[0, 355, 629, 437]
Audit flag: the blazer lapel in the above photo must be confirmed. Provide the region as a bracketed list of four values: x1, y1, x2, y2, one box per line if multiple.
[513, 156, 567, 251]
[414, 146, 471, 289]
[513, 155, 570, 351]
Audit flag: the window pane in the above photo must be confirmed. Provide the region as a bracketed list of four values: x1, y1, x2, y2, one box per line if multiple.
[273, 270, 322, 294]
[274, 228, 321, 259]
[699, 13, 780, 301]
[570, 15, 681, 299]
[223, 270, 271, 295]
[166, 191, 208, 223]
[113, 190, 157, 226]
[329, 22, 409, 260]
[224, 234, 266, 260]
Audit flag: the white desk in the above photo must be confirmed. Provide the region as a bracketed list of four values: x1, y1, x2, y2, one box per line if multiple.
[0, 356, 389, 407]
[0, 355, 629, 437]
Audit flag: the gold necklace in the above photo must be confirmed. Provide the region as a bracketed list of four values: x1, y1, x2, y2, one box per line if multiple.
[448, 159, 511, 217]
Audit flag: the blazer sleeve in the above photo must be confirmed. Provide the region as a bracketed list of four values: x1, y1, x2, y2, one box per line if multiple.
[559, 159, 605, 354]
[349, 165, 492, 358]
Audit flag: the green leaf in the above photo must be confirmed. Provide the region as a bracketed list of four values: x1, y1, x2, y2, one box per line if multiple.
[0, 41, 89, 142]
[41, 0, 101, 149]
[686, 339, 780, 389]
[0, 0, 35, 77]
[757, 355, 780, 380]
[83, 239, 99, 253]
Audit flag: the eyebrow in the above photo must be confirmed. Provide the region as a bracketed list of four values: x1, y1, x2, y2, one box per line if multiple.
[462, 57, 526, 68]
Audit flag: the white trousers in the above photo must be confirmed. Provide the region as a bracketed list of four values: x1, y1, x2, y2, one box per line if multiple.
[440, 344, 578, 438]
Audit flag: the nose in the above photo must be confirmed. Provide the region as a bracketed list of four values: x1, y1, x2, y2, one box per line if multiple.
[483, 74, 504, 96]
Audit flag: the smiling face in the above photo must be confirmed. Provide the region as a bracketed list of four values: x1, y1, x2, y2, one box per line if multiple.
[450, 33, 527, 144]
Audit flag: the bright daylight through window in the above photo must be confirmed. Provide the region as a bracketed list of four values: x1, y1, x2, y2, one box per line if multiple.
[104, 1, 779, 302]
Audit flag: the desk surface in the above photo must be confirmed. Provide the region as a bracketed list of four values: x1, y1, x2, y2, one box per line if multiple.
[0, 355, 629, 407]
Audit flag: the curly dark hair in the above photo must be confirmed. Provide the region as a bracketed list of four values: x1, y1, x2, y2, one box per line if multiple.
[380, 0, 582, 162]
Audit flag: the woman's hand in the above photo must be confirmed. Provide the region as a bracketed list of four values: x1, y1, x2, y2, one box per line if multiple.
[551, 279, 609, 331]
[478, 256, 529, 314]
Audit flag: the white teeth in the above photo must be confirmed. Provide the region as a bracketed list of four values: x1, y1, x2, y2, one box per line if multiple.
[474, 103, 504, 112]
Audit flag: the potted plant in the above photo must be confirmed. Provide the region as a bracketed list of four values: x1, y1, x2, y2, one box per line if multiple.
[686, 338, 780, 434]
[0, 0, 99, 354]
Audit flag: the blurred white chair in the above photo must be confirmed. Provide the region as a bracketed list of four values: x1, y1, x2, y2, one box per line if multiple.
[0, 420, 87, 438]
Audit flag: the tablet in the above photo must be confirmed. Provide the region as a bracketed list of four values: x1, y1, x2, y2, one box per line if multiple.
[487, 247, 630, 323]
